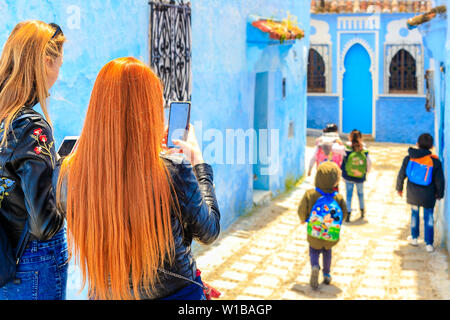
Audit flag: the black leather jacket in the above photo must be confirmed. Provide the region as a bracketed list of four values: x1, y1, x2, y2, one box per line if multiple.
[55, 153, 220, 299]
[0, 106, 65, 249]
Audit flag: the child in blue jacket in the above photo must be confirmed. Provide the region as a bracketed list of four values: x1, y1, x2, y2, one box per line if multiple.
[396, 133, 445, 253]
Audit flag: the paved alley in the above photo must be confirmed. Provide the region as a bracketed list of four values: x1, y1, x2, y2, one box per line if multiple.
[194, 137, 450, 300]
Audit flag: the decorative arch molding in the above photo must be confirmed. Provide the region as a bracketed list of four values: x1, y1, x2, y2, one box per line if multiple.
[310, 19, 331, 44]
[309, 19, 332, 93]
[340, 38, 375, 75]
[382, 18, 424, 95]
[385, 18, 422, 45]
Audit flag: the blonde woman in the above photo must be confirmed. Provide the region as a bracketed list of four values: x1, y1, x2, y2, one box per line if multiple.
[0, 21, 67, 299]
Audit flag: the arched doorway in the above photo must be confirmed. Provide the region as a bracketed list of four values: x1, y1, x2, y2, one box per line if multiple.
[343, 43, 373, 134]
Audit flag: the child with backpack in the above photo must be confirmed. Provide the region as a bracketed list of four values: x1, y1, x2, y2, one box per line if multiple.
[298, 161, 348, 289]
[396, 133, 445, 253]
[341, 129, 372, 222]
[308, 124, 346, 177]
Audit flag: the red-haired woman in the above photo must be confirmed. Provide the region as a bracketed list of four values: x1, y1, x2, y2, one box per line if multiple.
[55, 57, 220, 300]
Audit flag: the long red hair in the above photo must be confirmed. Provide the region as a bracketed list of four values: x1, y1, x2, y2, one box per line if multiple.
[58, 57, 176, 300]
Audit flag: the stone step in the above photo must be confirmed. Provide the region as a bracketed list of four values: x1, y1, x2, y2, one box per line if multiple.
[253, 189, 272, 207]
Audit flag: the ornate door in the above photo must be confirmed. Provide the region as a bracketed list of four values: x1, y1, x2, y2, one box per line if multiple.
[150, 0, 192, 106]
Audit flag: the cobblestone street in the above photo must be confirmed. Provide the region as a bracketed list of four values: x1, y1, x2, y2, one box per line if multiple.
[194, 137, 450, 300]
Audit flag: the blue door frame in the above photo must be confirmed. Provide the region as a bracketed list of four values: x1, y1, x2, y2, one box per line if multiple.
[253, 72, 270, 190]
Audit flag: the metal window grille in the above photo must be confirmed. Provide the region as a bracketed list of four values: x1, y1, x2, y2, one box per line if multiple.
[307, 48, 326, 93]
[389, 49, 417, 93]
[149, 0, 192, 107]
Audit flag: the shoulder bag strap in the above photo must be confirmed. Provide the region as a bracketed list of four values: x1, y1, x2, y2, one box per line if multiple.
[158, 268, 206, 291]
[315, 187, 337, 198]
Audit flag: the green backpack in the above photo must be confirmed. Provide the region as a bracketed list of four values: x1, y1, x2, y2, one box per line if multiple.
[345, 149, 368, 178]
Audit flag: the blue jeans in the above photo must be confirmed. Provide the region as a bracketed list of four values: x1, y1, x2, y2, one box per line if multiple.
[309, 246, 332, 275]
[0, 228, 68, 300]
[345, 181, 364, 212]
[411, 206, 434, 245]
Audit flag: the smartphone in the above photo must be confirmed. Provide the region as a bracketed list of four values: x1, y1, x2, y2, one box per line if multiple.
[167, 101, 191, 149]
[57, 136, 79, 158]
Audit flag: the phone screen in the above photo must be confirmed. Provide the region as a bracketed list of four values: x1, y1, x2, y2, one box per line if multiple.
[57, 137, 78, 157]
[167, 102, 190, 148]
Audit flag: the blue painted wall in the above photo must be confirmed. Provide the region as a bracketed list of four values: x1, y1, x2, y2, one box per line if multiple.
[191, 0, 311, 228]
[418, 0, 450, 251]
[307, 95, 339, 130]
[376, 96, 434, 144]
[0, 0, 150, 147]
[444, 1, 450, 252]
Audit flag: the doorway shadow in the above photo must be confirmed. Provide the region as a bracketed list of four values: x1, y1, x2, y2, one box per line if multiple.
[392, 225, 447, 299]
[290, 282, 342, 299]
[345, 217, 368, 226]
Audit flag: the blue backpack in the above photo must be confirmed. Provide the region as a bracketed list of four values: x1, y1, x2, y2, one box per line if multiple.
[406, 155, 436, 186]
[306, 188, 343, 242]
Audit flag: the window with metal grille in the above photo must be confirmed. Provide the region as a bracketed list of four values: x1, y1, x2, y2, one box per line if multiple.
[149, 0, 192, 107]
[389, 49, 417, 93]
[307, 48, 326, 93]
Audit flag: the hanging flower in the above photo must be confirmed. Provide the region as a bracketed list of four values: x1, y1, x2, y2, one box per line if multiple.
[4, 179, 14, 187]
[0, 177, 15, 208]
[33, 128, 43, 136]
[29, 127, 55, 168]
[251, 13, 305, 44]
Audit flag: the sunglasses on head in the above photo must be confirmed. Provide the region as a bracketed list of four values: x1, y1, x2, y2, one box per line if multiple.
[49, 23, 63, 40]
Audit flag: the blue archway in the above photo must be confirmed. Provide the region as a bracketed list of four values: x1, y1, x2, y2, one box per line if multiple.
[343, 43, 373, 134]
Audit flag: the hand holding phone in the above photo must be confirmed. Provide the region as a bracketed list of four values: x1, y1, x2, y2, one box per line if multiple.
[167, 101, 191, 149]
[172, 124, 204, 166]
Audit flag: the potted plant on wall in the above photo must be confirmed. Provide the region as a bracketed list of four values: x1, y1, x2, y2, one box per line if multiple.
[249, 12, 305, 44]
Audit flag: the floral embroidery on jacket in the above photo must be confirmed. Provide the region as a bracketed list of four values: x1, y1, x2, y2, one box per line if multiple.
[0, 178, 15, 208]
[30, 128, 55, 168]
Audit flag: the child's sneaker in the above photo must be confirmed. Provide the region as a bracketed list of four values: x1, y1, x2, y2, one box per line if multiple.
[426, 245, 434, 253]
[408, 236, 418, 246]
[323, 274, 332, 285]
[310, 266, 320, 289]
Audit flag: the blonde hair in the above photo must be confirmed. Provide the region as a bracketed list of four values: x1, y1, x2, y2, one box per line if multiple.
[58, 57, 178, 300]
[0, 20, 65, 145]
